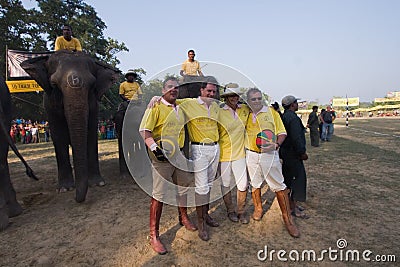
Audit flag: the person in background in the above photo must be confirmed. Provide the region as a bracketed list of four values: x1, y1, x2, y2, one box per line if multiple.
[55, 24, 82, 52]
[318, 108, 326, 139]
[280, 95, 309, 220]
[180, 49, 203, 77]
[271, 101, 283, 118]
[307, 106, 320, 147]
[320, 105, 336, 141]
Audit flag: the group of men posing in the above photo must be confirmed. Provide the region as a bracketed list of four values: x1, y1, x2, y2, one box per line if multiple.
[51, 30, 309, 255]
[136, 73, 309, 255]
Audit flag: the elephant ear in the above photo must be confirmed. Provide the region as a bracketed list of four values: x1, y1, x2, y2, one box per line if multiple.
[20, 56, 53, 94]
[94, 60, 121, 100]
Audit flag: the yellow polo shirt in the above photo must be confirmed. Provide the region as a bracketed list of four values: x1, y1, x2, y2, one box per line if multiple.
[139, 98, 185, 148]
[180, 97, 219, 143]
[55, 36, 82, 51]
[119, 81, 142, 100]
[181, 60, 201, 76]
[218, 104, 250, 161]
[245, 106, 286, 152]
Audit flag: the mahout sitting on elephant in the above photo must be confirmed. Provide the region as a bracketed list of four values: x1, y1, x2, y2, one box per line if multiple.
[0, 76, 38, 231]
[21, 50, 119, 203]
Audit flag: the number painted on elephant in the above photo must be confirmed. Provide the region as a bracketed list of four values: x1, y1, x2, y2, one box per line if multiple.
[67, 74, 83, 88]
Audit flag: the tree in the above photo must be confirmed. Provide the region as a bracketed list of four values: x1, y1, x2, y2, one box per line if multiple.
[1, 0, 134, 119]
[0, 0, 46, 76]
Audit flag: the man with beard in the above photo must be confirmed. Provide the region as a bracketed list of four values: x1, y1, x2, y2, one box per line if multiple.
[280, 95, 309, 219]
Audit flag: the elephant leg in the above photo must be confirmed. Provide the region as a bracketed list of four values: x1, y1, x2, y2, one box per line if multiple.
[0, 143, 22, 218]
[47, 108, 74, 192]
[0, 191, 9, 231]
[88, 104, 105, 186]
[115, 109, 130, 177]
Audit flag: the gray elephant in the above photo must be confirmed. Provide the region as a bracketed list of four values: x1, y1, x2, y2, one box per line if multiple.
[0, 76, 38, 231]
[21, 51, 119, 203]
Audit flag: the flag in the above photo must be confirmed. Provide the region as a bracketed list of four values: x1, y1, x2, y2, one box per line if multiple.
[7, 49, 53, 79]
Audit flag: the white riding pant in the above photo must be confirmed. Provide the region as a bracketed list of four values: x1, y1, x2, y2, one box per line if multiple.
[191, 144, 220, 195]
[220, 158, 248, 191]
[246, 150, 286, 192]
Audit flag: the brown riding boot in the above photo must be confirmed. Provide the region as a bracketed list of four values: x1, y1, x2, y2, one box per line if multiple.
[177, 195, 197, 231]
[237, 190, 249, 224]
[149, 198, 167, 254]
[276, 189, 300, 238]
[221, 185, 239, 222]
[205, 193, 219, 227]
[251, 188, 263, 221]
[195, 193, 209, 241]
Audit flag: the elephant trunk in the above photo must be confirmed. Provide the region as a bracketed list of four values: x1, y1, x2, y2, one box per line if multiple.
[64, 101, 89, 203]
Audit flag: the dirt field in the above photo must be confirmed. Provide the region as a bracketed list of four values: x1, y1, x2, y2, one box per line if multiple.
[1, 117, 399, 266]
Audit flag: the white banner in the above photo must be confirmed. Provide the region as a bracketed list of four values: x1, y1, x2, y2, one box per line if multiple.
[7, 49, 53, 78]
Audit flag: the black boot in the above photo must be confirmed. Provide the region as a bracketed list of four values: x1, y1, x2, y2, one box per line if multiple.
[195, 193, 209, 241]
[221, 185, 238, 222]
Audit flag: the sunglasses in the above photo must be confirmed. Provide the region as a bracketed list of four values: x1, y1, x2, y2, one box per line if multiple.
[250, 97, 262, 101]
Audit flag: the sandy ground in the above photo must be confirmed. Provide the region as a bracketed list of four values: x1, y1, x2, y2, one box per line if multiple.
[1, 117, 399, 266]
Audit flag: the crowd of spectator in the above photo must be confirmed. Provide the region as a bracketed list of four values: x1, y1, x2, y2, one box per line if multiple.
[98, 118, 116, 140]
[10, 118, 51, 144]
[10, 117, 116, 144]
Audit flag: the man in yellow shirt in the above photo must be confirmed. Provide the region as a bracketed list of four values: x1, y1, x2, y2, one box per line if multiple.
[180, 49, 204, 76]
[218, 83, 250, 224]
[139, 77, 196, 255]
[179, 78, 220, 241]
[245, 88, 300, 238]
[119, 69, 142, 103]
[54, 25, 82, 52]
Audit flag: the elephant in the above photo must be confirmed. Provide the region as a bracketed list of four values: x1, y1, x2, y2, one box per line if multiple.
[21, 50, 120, 203]
[0, 76, 38, 231]
[113, 101, 146, 178]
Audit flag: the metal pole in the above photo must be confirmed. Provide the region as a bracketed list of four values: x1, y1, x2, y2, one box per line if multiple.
[5, 45, 8, 80]
[346, 94, 349, 127]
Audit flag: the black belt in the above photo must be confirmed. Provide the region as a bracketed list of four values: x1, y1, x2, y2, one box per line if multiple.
[191, 141, 218, 146]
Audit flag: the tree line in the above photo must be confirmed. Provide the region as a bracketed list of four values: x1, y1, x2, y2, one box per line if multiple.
[0, 0, 140, 120]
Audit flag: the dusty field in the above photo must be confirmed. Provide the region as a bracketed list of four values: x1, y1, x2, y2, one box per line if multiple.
[1, 117, 399, 266]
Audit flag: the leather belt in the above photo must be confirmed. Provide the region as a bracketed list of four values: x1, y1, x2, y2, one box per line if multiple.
[191, 141, 218, 146]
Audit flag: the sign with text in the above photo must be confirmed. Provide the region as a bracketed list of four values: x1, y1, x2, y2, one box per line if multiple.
[6, 80, 43, 93]
[374, 97, 400, 103]
[332, 97, 359, 107]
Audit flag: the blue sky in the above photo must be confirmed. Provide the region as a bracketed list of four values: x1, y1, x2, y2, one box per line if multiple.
[22, 0, 400, 104]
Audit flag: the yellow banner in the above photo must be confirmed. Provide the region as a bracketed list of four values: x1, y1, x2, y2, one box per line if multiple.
[374, 97, 400, 103]
[6, 80, 43, 93]
[332, 97, 359, 107]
